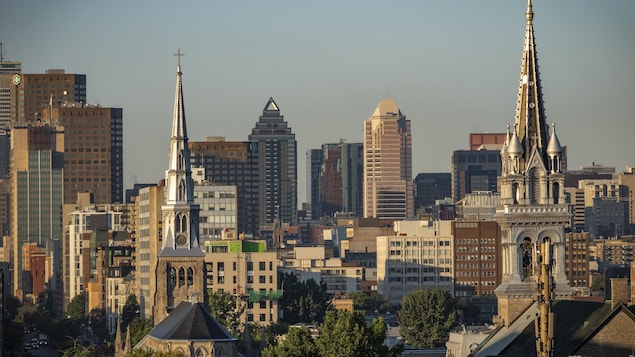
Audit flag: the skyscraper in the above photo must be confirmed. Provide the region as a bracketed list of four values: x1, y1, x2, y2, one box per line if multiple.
[414, 173, 452, 210]
[10, 123, 64, 297]
[451, 148, 501, 202]
[0, 59, 21, 129]
[17, 69, 86, 124]
[307, 141, 364, 219]
[248, 98, 297, 226]
[136, 183, 162, 319]
[363, 98, 413, 220]
[494, 0, 572, 326]
[306, 149, 322, 220]
[44, 104, 124, 204]
[153, 54, 206, 324]
[189, 137, 259, 236]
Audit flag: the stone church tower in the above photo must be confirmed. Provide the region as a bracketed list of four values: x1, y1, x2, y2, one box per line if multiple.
[494, 0, 572, 327]
[154, 51, 207, 324]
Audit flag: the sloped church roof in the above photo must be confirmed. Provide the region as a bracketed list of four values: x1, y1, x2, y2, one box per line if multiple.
[144, 301, 236, 342]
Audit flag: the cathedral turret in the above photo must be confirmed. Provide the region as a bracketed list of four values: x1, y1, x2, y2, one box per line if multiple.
[494, 0, 572, 327]
[546, 123, 563, 173]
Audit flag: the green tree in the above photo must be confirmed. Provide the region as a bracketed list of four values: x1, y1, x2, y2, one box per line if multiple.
[279, 273, 334, 324]
[263, 310, 401, 357]
[349, 292, 392, 313]
[67, 291, 87, 320]
[121, 294, 140, 332]
[129, 317, 154, 346]
[88, 307, 110, 340]
[207, 289, 245, 336]
[399, 289, 457, 348]
[262, 325, 319, 357]
[127, 349, 187, 357]
[318, 310, 401, 357]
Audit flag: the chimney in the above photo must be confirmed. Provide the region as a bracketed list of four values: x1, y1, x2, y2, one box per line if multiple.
[610, 277, 629, 310]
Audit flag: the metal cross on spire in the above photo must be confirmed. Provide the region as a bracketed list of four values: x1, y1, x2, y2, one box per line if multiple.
[174, 48, 185, 71]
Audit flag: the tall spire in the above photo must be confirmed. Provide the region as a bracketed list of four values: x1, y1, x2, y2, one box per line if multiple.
[513, 0, 548, 171]
[165, 49, 194, 207]
[171, 49, 187, 142]
[160, 49, 201, 254]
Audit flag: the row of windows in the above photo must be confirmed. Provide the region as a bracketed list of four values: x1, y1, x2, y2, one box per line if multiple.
[456, 271, 496, 277]
[213, 275, 275, 285]
[456, 263, 496, 269]
[456, 255, 496, 261]
[455, 238, 496, 245]
[208, 261, 274, 272]
[389, 276, 452, 283]
[456, 246, 496, 253]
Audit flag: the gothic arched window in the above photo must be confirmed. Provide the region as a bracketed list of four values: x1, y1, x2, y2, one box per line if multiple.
[175, 213, 182, 233]
[180, 215, 188, 234]
[169, 267, 176, 287]
[177, 152, 184, 171]
[553, 182, 560, 204]
[179, 267, 185, 287]
[521, 238, 533, 280]
[187, 267, 194, 286]
[178, 180, 185, 201]
[512, 182, 519, 204]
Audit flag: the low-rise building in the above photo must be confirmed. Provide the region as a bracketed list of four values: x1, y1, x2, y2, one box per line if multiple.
[377, 220, 454, 305]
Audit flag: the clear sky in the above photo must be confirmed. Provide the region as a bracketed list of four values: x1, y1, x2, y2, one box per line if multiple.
[2, 0, 634, 203]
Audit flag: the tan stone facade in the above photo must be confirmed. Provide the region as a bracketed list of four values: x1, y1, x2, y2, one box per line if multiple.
[363, 99, 413, 220]
[154, 256, 206, 323]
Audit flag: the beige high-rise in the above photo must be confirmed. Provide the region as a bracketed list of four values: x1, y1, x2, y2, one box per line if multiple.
[363, 98, 413, 220]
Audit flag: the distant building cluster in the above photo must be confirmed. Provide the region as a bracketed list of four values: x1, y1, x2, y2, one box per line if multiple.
[1, 1, 634, 356]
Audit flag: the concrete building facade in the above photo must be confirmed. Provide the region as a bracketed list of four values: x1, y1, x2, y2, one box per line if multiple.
[204, 239, 279, 325]
[377, 220, 454, 305]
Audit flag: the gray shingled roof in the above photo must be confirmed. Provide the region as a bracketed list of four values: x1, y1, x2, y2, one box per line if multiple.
[497, 300, 633, 356]
[148, 301, 237, 341]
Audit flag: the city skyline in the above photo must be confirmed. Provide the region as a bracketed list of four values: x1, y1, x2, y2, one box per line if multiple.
[2, 0, 633, 203]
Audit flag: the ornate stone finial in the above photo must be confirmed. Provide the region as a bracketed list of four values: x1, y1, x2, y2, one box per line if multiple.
[526, 0, 534, 22]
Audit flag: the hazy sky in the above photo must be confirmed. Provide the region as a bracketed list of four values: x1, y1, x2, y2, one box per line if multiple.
[3, 0, 634, 203]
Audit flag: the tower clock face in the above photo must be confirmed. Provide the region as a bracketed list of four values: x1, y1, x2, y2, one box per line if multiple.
[12, 74, 21, 86]
[176, 233, 188, 246]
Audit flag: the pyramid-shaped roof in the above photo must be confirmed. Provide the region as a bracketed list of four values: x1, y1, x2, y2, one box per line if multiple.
[146, 301, 236, 341]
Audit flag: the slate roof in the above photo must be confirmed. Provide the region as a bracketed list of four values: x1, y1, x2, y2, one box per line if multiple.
[486, 300, 635, 357]
[147, 301, 237, 341]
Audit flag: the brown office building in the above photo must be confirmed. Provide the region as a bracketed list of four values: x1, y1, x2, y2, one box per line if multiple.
[565, 232, 590, 289]
[15, 69, 86, 124]
[452, 220, 502, 297]
[44, 104, 123, 204]
[469, 133, 506, 151]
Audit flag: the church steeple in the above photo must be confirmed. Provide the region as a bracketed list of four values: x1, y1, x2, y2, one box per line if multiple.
[494, 1, 572, 327]
[513, 0, 549, 172]
[160, 49, 201, 254]
[154, 50, 206, 325]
